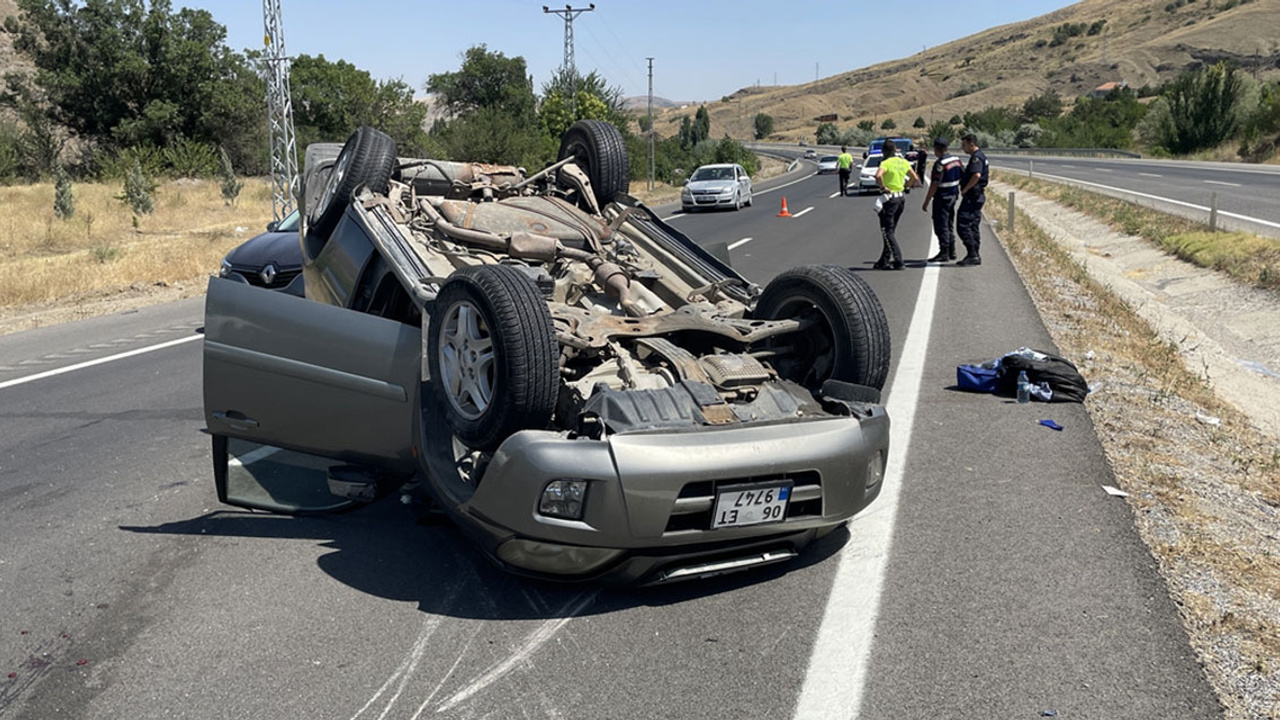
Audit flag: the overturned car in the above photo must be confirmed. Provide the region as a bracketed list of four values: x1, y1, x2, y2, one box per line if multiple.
[203, 120, 891, 584]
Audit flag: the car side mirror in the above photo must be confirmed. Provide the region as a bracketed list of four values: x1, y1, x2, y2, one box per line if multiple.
[682, 179, 689, 186]
[266, 220, 280, 232]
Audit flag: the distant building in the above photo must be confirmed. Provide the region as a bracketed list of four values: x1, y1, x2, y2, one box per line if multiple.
[1090, 81, 1128, 98]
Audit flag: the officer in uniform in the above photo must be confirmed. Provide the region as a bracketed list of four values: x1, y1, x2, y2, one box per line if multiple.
[837, 146, 855, 196]
[921, 137, 963, 262]
[956, 133, 989, 267]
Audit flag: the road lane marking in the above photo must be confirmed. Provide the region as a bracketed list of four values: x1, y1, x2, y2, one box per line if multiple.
[992, 168, 1280, 231]
[793, 242, 942, 720]
[728, 237, 753, 250]
[1139, 172, 1163, 178]
[660, 213, 689, 221]
[754, 171, 821, 196]
[0, 334, 202, 392]
[791, 206, 815, 218]
[1060, 164, 1076, 169]
[1096, 168, 1113, 172]
[1204, 180, 1242, 187]
[829, 191, 843, 199]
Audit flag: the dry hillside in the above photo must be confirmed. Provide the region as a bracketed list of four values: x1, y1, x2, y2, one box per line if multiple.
[661, 0, 1280, 142]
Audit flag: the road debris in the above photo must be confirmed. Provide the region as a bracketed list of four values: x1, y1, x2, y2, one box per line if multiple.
[1102, 485, 1130, 498]
[1039, 419, 1064, 431]
[1194, 412, 1221, 427]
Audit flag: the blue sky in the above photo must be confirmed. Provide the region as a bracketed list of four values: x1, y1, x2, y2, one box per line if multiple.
[210, 0, 1077, 101]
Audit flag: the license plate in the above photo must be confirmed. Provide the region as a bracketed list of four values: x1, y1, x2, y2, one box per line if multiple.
[711, 482, 792, 529]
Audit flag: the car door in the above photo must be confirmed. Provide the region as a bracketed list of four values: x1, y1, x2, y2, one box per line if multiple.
[737, 165, 751, 202]
[203, 272, 422, 512]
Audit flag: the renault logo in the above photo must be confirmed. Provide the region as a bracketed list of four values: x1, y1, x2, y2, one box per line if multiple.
[260, 264, 278, 285]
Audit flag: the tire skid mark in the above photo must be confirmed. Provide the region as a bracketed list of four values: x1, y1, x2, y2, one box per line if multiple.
[407, 630, 479, 720]
[432, 591, 598, 714]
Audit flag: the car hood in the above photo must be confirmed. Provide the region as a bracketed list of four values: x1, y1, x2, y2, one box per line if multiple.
[685, 180, 736, 192]
[224, 231, 303, 269]
[860, 165, 879, 177]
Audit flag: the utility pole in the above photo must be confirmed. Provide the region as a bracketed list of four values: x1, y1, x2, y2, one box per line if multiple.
[263, 0, 298, 221]
[543, 4, 595, 113]
[646, 57, 654, 192]
[1102, 25, 1108, 66]
[815, 62, 819, 83]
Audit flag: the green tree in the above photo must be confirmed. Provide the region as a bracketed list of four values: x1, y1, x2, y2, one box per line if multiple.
[11, 0, 263, 170]
[815, 122, 840, 145]
[53, 159, 74, 219]
[426, 45, 536, 120]
[857, 119, 875, 131]
[912, 116, 926, 128]
[292, 54, 429, 154]
[679, 116, 695, 148]
[218, 147, 242, 206]
[753, 112, 774, 140]
[1021, 89, 1063, 124]
[948, 114, 963, 125]
[926, 120, 953, 146]
[538, 67, 628, 140]
[694, 105, 711, 144]
[881, 118, 896, 130]
[120, 158, 154, 216]
[1163, 62, 1249, 154]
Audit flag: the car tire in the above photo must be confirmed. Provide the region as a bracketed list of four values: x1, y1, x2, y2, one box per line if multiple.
[734, 190, 742, 211]
[753, 265, 891, 391]
[557, 120, 630, 208]
[427, 265, 558, 450]
[307, 126, 396, 239]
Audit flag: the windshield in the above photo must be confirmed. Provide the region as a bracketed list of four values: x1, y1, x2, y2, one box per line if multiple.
[863, 156, 882, 168]
[275, 209, 300, 232]
[819, 156, 838, 163]
[691, 166, 734, 181]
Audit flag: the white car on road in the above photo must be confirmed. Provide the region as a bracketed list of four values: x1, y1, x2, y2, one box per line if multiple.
[816, 155, 839, 174]
[681, 163, 753, 212]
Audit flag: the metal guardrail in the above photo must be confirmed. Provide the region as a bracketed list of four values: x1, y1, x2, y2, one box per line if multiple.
[987, 147, 1143, 159]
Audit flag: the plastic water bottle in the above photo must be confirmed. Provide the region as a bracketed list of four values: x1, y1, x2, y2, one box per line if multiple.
[1016, 371, 1031, 404]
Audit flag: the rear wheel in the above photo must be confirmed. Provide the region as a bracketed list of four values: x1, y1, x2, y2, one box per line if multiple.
[427, 266, 558, 450]
[754, 265, 891, 391]
[557, 120, 629, 208]
[307, 127, 396, 238]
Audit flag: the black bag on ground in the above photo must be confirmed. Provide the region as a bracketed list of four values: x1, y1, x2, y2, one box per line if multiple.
[997, 349, 1089, 403]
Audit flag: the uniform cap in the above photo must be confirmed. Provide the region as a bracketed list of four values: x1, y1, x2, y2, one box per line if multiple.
[933, 137, 950, 149]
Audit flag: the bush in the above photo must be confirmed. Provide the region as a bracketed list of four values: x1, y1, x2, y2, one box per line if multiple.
[1162, 62, 1251, 153]
[753, 113, 774, 140]
[54, 160, 74, 219]
[815, 122, 840, 145]
[98, 146, 165, 181]
[948, 115, 962, 125]
[1087, 19, 1107, 36]
[949, 81, 990, 99]
[163, 139, 218, 178]
[857, 119, 876, 132]
[881, 118, 897, 130]
[912, 116, 926, 128]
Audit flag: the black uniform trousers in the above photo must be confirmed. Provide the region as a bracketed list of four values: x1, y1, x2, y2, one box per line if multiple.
[957, 193, 984, 256]
[931, 194, 957, 254]
[876, 195, 906, 266]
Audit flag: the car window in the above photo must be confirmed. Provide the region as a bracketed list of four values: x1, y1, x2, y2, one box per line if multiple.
[864, 156, 883, 168]
[820, 156, 837, 163]
[691, 167, 731, 181]
[276, 209, 301, 232]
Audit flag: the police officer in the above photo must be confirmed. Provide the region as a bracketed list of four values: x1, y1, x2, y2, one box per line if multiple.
[921, 137, 963, 262]
[837, 146, 855, 196]
[956, 133, 989, 267]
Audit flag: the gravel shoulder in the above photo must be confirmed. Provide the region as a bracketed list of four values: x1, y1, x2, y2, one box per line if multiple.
[988, 182, 1280, 719]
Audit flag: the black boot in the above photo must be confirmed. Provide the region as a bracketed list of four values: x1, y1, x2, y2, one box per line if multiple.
[927, 249, 950, 263]
[956, 254, 982, 267]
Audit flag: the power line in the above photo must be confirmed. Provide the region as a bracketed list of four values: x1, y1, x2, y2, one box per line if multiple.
[543, 4, 595, 111]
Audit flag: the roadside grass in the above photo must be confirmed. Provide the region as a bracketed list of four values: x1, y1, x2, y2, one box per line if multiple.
[0, 178, 273, 308]
[988, 191, 1280, 719]
[1001, 174, 1280, 292]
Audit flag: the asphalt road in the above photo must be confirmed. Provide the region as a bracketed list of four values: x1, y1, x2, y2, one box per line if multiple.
[0, 162, 1221, 718]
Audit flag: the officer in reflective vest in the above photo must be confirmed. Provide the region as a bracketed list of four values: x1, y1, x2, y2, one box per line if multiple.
[956, 133, 989, 267]
[871, 142, 920, 271]
[921, 137, 963, 263]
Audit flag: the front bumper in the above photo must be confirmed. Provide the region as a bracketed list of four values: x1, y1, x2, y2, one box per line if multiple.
[682, 193, 737, 209]
[456, 411, 890, 582]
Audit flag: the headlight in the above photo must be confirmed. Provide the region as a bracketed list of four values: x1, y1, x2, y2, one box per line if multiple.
[539, 479, 587, 520]
[718, 187, 735, 194]
[219, 258, 233, 277]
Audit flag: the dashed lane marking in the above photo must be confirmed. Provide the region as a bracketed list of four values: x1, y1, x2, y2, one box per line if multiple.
[728, 237, 753, 250]
[791, 207, 815, 218]
[1139, 173, 1163, 178]
[1204, 180, 1242, 187]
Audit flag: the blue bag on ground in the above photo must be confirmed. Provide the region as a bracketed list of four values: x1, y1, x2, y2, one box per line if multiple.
[956, 364, 999, 393]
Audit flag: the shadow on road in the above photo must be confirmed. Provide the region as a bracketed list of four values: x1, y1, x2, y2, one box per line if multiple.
[120, 501, 848, 621]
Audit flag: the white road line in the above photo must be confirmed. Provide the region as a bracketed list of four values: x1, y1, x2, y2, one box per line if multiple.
[660, 213, 689, 221]
[829, 191, 843, 199]
[1204, 180, 1242, 187]
[793, 249, 942, 720]
[791, 206, 815, 219]
[1060, 164, 1076, 169]
[1139, 172, 1163, 178]
[728, 237, 753, 250]
[0, 334, 202, 392]
[1096, 168, 1113, 172]
[995, 168, 1280, 231]
[754, 172, 820, 196]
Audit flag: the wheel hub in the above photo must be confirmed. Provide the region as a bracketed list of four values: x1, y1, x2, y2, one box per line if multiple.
[438, 300, 496, 420]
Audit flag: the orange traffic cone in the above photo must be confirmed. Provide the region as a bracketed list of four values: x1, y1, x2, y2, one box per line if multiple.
[777, 196, 793, 218]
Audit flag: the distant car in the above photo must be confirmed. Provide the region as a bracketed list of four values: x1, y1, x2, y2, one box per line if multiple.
[857, 155, 882, 194]
[866, 137, 920, 163]
[218, 209, 304, 297]
[681, 163, 753, 212]
[816, 156, 839, 174]
[803, 149, 818, 159]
